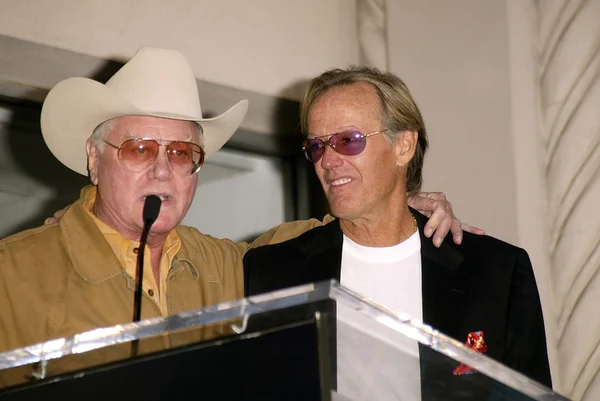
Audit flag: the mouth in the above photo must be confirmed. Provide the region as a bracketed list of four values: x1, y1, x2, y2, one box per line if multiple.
[143, 194, 171, 202]
[328, 177, 352, 187]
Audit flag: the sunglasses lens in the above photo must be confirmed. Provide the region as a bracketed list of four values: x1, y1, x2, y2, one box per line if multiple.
[167, 142, 204, 172]
[330, 131, 366, 156]
[303, 139, 325, 163]
[119, 139, 159, 171]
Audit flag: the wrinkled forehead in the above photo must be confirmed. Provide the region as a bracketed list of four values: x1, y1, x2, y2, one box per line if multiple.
[306, 85, 383, 137]
[108, 115, 201, 143]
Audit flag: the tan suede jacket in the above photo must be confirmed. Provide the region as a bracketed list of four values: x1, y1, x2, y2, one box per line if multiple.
[0, 187, 329, 386]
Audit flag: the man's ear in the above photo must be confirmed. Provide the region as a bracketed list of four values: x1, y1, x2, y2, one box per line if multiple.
[86, 139, 100, 185]
[395, 130, 418, 167]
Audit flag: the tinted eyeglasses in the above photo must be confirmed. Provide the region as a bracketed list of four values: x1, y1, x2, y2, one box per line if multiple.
[103, 138, 205, 175]
[302, 130, 387, 163]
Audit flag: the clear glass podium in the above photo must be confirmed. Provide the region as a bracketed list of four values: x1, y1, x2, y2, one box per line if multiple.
[0, 280, 569, 400]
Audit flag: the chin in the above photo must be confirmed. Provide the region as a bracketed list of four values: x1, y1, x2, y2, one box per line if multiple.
[328, 196, 353, 215]
[330, 206, 358, 220]
[149, 215, 179, 233]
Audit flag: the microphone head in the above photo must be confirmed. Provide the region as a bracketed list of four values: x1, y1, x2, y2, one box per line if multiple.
[143, 195, 162, 226]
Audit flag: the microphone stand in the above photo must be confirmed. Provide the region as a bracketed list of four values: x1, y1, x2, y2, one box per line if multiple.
[131, 195, 161, 357]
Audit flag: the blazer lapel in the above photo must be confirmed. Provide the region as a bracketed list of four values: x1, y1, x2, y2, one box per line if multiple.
[412, 209, 483, 398]
[298, 219, 344, 283]
[412, 208, 467, 338]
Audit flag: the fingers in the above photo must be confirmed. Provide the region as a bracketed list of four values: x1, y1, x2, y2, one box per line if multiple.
[461, 223, 486, 235]
[408, 195, 439, 219]
[430, 213, 454, 247]
[410, 191, 486, 248]
[427, 220, 486, 248]
[44, 206, 69, 225]
[421, 192, 448, 205]
[423, 199, 454, 247]
[416, 192, 459, 247]
[408, 192, 446, 212]
[446, 222, 486, 246]
[450, 218, 464, 245]
[422, 202, 444, 235]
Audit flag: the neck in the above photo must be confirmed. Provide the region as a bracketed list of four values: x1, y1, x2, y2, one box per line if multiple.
[145, 231, 169, 250]
[146, 238, 164, 288]
[134, 226, 168, 292]
[340, 206, 416, 247]
[92, 203, 168, 284]
[92, 202, 169, 249]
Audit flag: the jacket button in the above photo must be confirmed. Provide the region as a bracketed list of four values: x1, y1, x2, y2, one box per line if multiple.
[148, 289, 154, 297]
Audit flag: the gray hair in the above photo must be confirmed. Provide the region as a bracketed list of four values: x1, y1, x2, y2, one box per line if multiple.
[90, 119, 116, 151]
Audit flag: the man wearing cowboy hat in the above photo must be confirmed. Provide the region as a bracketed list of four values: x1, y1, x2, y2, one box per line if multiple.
[0, 47, 474, 383]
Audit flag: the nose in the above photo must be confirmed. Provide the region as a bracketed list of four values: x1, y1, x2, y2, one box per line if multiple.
[148, 149, 173, 181]
[319, 145, 343, 170]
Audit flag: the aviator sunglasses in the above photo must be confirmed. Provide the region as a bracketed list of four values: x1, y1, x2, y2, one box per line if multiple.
[302, 130, 388, 163]
[103, 138, 205, 175]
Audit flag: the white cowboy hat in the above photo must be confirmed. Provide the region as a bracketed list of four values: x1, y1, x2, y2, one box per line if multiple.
[40, 46, 248, 176]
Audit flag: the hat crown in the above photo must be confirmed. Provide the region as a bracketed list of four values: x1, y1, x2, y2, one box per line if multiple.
[41, 46, 248, 176]
[105, 46, 203, 119]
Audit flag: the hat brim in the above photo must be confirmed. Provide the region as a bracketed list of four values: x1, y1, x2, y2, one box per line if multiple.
[40, 77, 248, 176]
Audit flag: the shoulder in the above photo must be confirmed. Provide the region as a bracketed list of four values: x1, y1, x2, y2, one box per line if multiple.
[175, 225, 250, 297]
[0, 223, 72, 277]
[245, 218, 340, 259]
[0, 225, 66, 290]
[248, 215, 336, 248]
[0, 224, 69, 296]
[458, 231, 527, 263]
[175, 225, 248, 261]
[454, 231, 535, 285]
[0, 224, 63, 253]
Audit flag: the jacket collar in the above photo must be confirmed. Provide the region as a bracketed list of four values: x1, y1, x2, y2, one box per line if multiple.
[61, 190, 123, 284]
[299, 218, 344, 259]
[297, 207, 464, 270]
[412, 206, 469, 340]
[411, 207, 464, 271]
[298, 218, 344, 282]
[62, 185, 199, 284]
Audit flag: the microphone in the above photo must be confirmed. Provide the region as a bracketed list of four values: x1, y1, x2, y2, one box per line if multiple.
[131, 195, 162, 356]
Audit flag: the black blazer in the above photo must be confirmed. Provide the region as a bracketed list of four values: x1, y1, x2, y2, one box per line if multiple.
[244, 209, 552, 398]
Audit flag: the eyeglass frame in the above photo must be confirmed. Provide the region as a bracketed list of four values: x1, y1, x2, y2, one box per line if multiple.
[301, 129, 389, 163]
[102, 137, 205, 175]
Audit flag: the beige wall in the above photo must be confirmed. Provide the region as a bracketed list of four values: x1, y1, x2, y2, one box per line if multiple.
[0, 0, 359, 100]
[387, 0, 518, 244]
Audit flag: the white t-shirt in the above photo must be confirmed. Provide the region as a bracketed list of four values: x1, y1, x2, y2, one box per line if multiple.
[336, 231, 422, 401]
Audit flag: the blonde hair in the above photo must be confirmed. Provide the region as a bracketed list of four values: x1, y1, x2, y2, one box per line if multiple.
[300, 66, 428, 194]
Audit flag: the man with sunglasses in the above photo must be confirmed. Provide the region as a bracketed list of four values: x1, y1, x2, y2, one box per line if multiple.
[243, 67, 552, 397]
